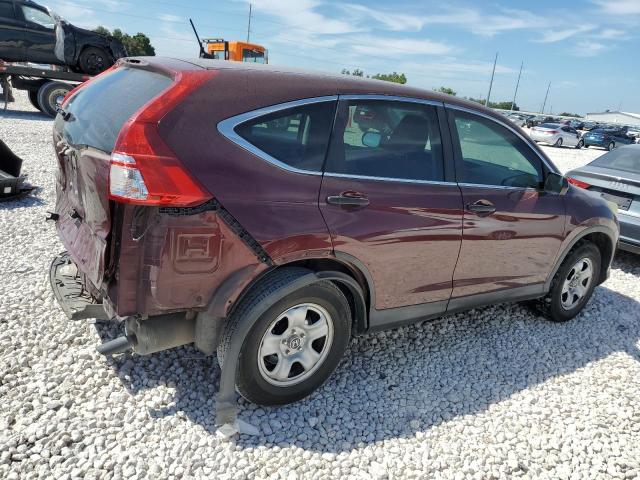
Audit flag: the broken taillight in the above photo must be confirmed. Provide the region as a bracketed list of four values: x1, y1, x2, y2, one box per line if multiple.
[108, 69, 216, 207]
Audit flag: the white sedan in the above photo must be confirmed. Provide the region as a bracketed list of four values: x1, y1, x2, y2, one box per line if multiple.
[529, 123, 583, 148]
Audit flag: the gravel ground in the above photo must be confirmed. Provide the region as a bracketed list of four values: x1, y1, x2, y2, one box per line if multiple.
[1, 92, 639, 480]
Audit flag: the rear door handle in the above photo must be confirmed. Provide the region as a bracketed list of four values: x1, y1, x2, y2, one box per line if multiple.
[326, 192, 370, 207]
[467, 200, 496, 216]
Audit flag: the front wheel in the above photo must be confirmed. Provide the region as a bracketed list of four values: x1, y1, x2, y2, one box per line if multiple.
[535, 242, 601, 322]
[576, 139, 584, 149]
[218, 273, 351, 406]
[607, 142, 615, 151]
[28, 90, 43, 112]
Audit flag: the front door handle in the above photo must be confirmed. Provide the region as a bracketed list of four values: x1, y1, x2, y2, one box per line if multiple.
[326, 191, 370, 207]
[467, 200, 496, 216]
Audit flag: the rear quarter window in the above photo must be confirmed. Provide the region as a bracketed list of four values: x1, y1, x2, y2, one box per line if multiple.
[234, 101, 336, 172]
[55, 67, 172, 153]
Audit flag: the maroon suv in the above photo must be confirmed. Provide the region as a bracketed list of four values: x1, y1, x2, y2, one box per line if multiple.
[50, 57, 618, 406]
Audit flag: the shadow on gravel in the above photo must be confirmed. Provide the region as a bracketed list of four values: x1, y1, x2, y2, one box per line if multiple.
[0, 188, 45, 208]
[96, 281, 640, 452]
[0, 108, 49, 120]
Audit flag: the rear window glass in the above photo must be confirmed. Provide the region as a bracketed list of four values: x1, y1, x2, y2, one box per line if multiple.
[591, 147, 640, 174]
[539, 123, 559, 129]
[55, 67, 172, 153]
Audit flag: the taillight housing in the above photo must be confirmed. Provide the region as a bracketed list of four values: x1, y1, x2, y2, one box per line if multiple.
[567, 177, 590, 189]
[109, 69, 216, 207]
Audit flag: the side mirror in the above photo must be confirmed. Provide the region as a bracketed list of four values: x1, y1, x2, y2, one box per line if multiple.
[544, 172, 569, 195]
[362, 131, 381, 148]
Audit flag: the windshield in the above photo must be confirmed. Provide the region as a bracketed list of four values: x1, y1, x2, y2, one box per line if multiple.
[539, 123, 560, 129]
[591, 147, 640, 174]
[242, 48, 265, 63]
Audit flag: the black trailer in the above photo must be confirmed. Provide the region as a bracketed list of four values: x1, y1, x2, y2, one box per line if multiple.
[0, 63, 91, 117]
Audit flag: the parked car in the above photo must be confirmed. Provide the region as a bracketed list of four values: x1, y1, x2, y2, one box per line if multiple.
[569, 120, 585, 130]
[583, 127, 636, 150]
[530, 123, 583, 148]
[49, 58, 618, 406]
[0, 0, 126, 74]
[506, 113, 527, 127]
[526, 115, 545, 128]
[567, 144, 640, 254]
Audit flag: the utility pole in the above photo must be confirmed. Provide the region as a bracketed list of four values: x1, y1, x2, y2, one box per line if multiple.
[510, 61, 523, 113]
[540, 82, 551, 114]
[485, 52, 498, 107]
[247, 3, 252, 43]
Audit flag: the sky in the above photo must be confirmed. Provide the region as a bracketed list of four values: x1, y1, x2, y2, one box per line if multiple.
[43, 0, 640, 115]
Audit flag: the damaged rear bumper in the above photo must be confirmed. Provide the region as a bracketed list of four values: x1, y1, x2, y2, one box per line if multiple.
[49, 252, 108, 320]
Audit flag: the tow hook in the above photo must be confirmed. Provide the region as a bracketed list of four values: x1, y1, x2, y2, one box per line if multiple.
[45, 212, 59, 221]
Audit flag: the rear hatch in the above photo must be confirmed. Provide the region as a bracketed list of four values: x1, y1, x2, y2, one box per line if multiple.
[53, 65, 174, 289]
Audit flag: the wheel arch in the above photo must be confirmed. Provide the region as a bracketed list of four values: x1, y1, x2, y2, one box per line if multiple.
[545, 226, 617, 290]
[227, 256, 373, 335]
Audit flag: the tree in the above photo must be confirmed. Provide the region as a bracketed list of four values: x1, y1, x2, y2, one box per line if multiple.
[341, 68, 364, 77]
[93, 26, 155, 56]
[340, 69, 408, 84]
[435, 86, 456, 96]
[466, 97, 519, 111]
[559, 112, 582, 118]
[372, 72, 407, 84]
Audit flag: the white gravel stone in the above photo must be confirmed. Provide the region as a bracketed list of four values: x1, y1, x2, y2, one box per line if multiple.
[1, 93, 639, 479]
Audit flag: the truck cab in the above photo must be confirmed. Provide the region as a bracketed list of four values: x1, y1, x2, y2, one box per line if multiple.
[203, 38, 267, 63]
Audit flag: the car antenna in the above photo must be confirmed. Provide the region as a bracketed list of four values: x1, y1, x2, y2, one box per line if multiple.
[189, 19, 212, 59]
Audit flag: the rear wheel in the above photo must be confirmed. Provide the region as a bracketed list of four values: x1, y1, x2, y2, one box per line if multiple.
[554, 137, 563, 147]
[607, 141, 615, 151]
[218, 272, 351, 406]
[78, 47, 113, 75]
[28, 90, 43, 111]
[535, 242, 601, 322]
[36, 81, 71, 117]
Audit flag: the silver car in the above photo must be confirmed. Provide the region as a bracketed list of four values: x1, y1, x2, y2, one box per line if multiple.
[530, 123, 583, 148]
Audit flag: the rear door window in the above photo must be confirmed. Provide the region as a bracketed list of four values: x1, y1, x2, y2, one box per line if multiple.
[234, 101, 336, 172]
[55, 67, 172, 153]
[324, 100, 444, 182]
[451, 110, 543, 188]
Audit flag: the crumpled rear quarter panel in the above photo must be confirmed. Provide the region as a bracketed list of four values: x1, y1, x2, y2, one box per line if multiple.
[109, 205, 267, 317]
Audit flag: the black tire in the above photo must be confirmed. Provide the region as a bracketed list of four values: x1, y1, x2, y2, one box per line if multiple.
[554, 137, 563, 147]
[78, 47, 113, 75]
[576, 139, 584, 149]
[217, 269, 351, 406]
[36, 81, 72, 117]
[607, 142, 615, 151]
[28, 90, 43, 112]
[534, 242, 601, 322]
[584, 144, 589, 148]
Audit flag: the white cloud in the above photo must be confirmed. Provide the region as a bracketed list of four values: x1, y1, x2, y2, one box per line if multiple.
[592, 0, 640, 15]
[536, 25, 597, 43]
[339, 4, 426, 31]
[349, 35, 454, 57]
[571, 40, 608, 57]
[250, 0, 360, 35]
